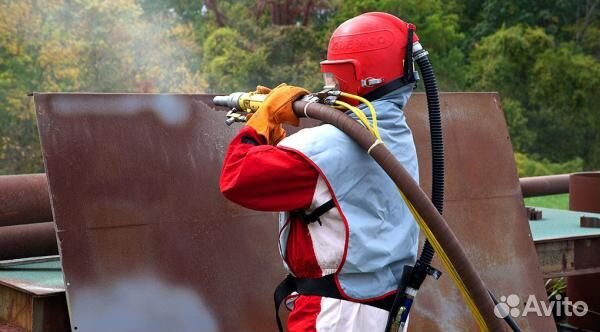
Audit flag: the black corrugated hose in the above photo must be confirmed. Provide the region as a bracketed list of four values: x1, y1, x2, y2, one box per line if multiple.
[414, 50, 442, 266]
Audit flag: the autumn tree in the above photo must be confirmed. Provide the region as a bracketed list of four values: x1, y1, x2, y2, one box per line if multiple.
[0, 0, 203, 174]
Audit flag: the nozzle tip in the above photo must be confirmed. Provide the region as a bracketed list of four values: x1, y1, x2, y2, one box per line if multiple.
[213, 95, 229, 107]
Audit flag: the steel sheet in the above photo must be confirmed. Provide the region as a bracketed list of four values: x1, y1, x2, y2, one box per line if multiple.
[34, 92, 554, 331]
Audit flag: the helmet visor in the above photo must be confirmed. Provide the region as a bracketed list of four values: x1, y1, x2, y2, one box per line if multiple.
[320, 59, 359, 93]
[322, 72, 339, 89]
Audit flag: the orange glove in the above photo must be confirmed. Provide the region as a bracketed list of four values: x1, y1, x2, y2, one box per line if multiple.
[246, 83, 309, 145]
[254, 85, 271, 94]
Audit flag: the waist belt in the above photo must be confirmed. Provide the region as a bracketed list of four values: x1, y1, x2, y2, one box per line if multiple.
[274, 274, 396, 332]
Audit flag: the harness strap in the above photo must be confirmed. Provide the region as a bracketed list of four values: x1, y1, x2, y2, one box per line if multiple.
[290, 199, 335, 225]
[274, 274, 397, 332]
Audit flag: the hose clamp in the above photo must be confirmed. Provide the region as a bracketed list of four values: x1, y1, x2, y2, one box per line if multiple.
[303, 101, 316, 119]
[412, 42, 429, 60]
[367, 139, 384, 156]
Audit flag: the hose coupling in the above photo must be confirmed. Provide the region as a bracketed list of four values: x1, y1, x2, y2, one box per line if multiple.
[412, 42, 429, 61]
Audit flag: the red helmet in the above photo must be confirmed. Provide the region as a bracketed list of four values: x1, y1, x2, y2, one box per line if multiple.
[320, 12, 418, 97]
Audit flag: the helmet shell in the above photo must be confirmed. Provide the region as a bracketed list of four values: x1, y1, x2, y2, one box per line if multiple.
[320, 12, 418, 96]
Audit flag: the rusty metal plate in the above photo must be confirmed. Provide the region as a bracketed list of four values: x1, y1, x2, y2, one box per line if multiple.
[34, 92, 554, 331]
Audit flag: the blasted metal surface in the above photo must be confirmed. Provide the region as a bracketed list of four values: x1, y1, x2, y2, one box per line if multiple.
[0, 223, 58, 260]
[520, 174, 570, 198]
[0, 174, 52, 227]
[34, 92, 554, 332]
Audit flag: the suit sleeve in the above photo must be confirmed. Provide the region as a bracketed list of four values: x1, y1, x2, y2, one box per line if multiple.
[219, 126, 318, 212]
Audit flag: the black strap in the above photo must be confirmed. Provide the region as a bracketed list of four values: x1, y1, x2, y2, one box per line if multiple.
[403, 26, 415, 84]
[362, 76, 412, 102]
[274, 274, 397, 332]
[290, 199, 335, 225]
[274, 275, 296, 332]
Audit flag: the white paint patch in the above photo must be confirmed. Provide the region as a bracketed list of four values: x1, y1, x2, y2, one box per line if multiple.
[71, 276, 218, 332]
[51, 95, 191, 126]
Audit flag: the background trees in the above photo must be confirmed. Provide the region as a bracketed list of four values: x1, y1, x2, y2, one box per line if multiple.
[1, 0, 598, 174]
[0, 0, 202, 174]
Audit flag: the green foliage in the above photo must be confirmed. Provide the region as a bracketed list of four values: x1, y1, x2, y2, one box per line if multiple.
[501, 98, 533, 151]
[545, 277, 567, 299]
[528, 45, 600, 167]
[202, 28, 267, 92]
[470, 0, 575, 41]
[201, 26, 323, 93]
[468, 25, 555, 103]
[515, 152, 583, 177]
[470, 25, 600, 169]
[524, 194, 569, 210]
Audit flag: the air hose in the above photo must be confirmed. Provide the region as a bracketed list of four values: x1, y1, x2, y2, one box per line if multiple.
[413, 44, 443, 267]
[288, 100, 506, 331]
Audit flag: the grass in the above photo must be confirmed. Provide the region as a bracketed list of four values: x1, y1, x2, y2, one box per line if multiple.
[524, 193, 569, 210]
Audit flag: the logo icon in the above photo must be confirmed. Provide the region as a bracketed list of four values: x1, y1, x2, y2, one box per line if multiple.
[494, 294, 521, 318]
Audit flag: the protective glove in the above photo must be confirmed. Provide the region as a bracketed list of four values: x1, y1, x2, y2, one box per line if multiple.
[253, 85, 271, 94]
[246, 83, 309, 145]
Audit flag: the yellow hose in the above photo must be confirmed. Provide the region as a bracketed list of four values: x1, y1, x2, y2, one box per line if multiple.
[334, 92, 490, 331]
[400, 191, 490, 331]
[340, 92, 380, 137]
[334, 100, 381, 140]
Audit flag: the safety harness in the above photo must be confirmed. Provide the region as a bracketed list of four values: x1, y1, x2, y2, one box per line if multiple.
[274, 274, 401, 332]
[274, 198, 410, 332]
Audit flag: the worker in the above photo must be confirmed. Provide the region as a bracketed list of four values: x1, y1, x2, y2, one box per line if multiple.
[220, 12, 420, 332]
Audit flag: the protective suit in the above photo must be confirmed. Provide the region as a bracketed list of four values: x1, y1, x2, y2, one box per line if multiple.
[220, 86, 418, 332]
